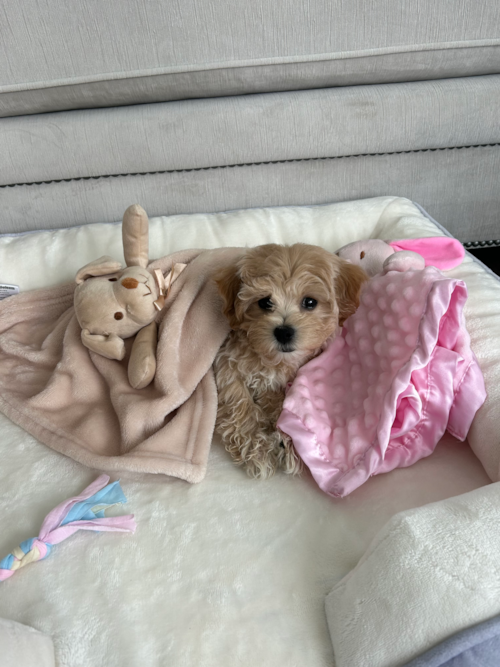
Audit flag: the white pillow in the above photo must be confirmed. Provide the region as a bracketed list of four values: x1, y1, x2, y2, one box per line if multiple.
[0, 195, 448, 291]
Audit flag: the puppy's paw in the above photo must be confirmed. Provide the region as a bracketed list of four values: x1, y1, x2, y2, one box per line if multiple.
[244, 429, 284, 480]
[243, 456, 277, 480]
[216, 409, 302, 479]
[276, 431, 303, 476]
[220, 428, 280, 479]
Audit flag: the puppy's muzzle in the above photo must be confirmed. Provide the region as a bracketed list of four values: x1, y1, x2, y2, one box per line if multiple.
[274, 325, 295, 351]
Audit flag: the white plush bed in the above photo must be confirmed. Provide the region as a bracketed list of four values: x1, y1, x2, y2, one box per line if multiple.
[0, 196, 499, 667]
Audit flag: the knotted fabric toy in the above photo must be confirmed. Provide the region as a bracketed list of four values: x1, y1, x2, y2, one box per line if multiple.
[0, 475, 136, 581]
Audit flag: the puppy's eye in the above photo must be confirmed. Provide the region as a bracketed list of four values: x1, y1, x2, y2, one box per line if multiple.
[258, 297, 273, 310]
[302, 297, 318, 310]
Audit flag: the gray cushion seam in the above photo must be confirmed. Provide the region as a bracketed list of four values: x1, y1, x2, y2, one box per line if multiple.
[2, 142, 499, 190]
[3, 40, 500, 94]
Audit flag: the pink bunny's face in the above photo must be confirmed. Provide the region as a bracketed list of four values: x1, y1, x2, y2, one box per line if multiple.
[336, 240, 394, 277]
[336, 236, 464, 281]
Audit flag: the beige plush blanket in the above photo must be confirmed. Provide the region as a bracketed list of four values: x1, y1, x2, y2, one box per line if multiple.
[0, 247, 242, 483]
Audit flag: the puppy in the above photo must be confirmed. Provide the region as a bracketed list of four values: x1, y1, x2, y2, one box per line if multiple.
[213, 243, 367, 479]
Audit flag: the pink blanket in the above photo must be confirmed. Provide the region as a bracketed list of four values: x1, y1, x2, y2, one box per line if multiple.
[277, 266, 486, 497]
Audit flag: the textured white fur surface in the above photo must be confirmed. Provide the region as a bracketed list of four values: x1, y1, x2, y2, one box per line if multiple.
[326, 482, 500, 667]
[0, 197, 497, 667]
[0, 616, 55, 667]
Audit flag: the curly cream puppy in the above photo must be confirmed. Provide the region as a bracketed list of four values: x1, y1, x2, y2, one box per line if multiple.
[214, 243, 367, 479]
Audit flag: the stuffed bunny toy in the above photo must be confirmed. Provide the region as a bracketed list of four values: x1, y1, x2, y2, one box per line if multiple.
[74, 204, 185, 389]
[336, 237, 465, 277]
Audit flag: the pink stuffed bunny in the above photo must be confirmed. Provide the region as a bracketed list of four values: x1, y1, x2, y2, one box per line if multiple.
[336, 237, 465, 276]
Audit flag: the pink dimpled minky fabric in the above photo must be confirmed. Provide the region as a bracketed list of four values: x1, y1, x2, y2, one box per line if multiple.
[277, 266, 487, 497]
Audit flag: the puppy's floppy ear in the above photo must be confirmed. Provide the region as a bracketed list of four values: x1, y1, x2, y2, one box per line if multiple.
[214, 263, 242, 329]
[335, 260, 369, 326]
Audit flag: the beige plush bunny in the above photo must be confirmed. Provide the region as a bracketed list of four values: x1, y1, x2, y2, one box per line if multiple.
[74, 204, 185, 389]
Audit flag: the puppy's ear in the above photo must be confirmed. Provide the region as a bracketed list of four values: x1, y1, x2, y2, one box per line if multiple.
[214, 263, 242, 329]
[335, 260, 368, 326]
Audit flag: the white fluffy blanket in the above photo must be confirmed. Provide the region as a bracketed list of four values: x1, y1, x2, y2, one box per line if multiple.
[0, 617, 54, 667]
[326, 482, 500, 667]
[0, 197, 499, 667]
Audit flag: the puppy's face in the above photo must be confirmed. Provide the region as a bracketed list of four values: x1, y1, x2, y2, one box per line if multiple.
[215, 244, 367, 367]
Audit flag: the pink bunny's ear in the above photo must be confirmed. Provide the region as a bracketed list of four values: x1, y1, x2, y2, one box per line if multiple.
[388, 237, 464, 270]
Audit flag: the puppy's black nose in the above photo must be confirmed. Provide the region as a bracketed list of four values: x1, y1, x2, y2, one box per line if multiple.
[274, 325, 295, 345]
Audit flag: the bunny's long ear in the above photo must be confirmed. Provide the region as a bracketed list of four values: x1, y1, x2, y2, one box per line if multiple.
[122, 204, 149, 268]
[75, 256, 123, 284]
[388, 237, 464, 270]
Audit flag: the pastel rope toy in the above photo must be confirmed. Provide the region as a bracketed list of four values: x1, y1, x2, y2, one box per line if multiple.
[0, 474, 136, 581]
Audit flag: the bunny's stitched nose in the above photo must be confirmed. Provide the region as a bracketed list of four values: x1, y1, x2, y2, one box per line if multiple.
[274, 325, 295, 345]
[121, 278, 139, 289]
